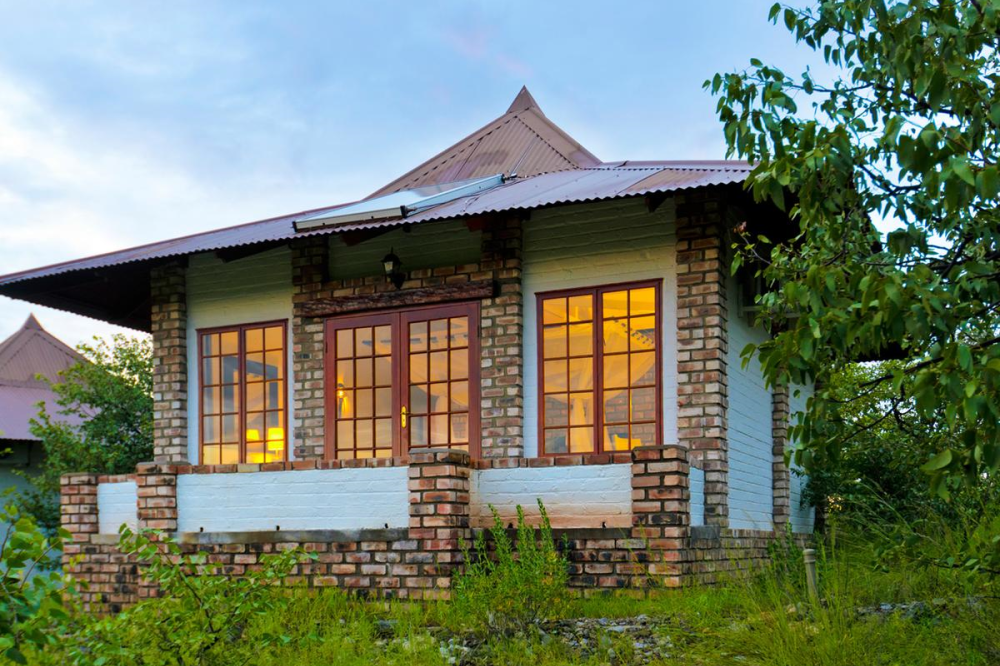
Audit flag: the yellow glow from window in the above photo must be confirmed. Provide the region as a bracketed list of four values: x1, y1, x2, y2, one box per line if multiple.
[246, 429, 261, 442]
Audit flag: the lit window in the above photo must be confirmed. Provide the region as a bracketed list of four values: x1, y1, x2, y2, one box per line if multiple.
[539, 282, 660, 455]
[199, 322, 287, 464]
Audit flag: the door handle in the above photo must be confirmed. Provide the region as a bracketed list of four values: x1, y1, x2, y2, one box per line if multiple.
[401, 405, 407, 428]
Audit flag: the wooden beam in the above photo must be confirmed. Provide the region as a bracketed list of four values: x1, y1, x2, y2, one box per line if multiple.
[215, 241, 286, 263]
[300, 280, 497, 317]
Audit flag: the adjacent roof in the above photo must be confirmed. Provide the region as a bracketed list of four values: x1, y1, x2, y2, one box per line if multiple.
[0, 87, 753, 331]
[0, 315, 84, 441]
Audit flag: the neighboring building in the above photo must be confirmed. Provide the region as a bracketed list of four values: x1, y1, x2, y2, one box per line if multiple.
[0, 315, 83, 504]
[0, 88, 813, 608]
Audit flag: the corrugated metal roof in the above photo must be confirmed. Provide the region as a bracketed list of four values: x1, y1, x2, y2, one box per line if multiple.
[0, 315, 84, 441]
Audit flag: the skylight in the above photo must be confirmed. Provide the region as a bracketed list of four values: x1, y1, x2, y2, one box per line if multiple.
[293, 174, 505, 232]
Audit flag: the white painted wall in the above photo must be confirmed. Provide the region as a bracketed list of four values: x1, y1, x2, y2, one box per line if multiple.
[727, 287, 775, 531]
[328, 219, 482, 280]
[176, 467, 409, 532]
[789, 383, 816, 534]
[185, 247, 294, 463]
[471, 464, 632, 528]
[97, 481, 138, 534]
[689, 465, 705, 527]
[522, 198, 679, 456]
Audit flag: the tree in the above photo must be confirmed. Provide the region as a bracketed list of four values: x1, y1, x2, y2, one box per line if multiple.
[709, 1, 1000, 571]
[18, 335, 152, 532]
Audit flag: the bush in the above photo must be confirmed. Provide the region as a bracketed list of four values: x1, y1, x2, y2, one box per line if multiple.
[452, 500, 569, 637]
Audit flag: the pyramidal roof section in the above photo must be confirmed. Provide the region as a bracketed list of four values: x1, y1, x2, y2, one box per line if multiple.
[0, 314, 83, 384]
[368, 86, 601, 198]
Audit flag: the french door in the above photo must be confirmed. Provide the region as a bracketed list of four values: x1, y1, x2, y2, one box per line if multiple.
[325, 302, 480, 459]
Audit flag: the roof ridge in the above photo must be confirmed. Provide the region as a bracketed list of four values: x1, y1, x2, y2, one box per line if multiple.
[508, 114, 578, 172]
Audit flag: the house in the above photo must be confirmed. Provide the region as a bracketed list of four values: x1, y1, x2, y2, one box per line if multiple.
[0, 88, 813, 607]
[0, 315, 83, 506]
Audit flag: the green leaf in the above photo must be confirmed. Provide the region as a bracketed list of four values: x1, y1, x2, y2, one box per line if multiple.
[783, 8, 796, 30]
[921, 449, 953, 472]
[957, 344, 973, 371]
[951, 157, 976, 187]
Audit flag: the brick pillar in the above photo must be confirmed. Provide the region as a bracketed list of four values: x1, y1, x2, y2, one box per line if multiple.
[675, 193, 729, 527]
[630, 446, 689, 587]
[136, 463, 178, 599]
[151, 261, 189, 463]
[291, 237, 330, 460]
[60, 473, 99, 603]
[771, 383, 791, 527]
[479, 218, 524, 458]
[407, 449, 472, 599]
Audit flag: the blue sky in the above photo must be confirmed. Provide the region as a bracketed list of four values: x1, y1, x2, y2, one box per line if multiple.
[0, 1, 827, 347]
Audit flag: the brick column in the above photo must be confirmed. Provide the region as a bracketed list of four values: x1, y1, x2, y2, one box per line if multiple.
[291, 236, 330, 460]
[407, 449, 472, 599]
[631, 446, 689, 587]
[771, 383, 791, 527]
[151, 261, 189, 463]
[60, 473, 99, 600]
[479, 218, 524, 458]
[136, 463, 178, 599]
[675, 193, 729, 527]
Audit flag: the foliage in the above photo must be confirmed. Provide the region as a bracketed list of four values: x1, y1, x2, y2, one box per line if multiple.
[452, 501, 569, 637]
[708, 1, 1000, 571]
[19, 335, 152, 532]
[57, 528, 312, 666]
[0, 500, 75, 665]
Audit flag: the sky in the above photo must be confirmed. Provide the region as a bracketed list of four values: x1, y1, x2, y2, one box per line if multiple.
[0, 0, 828, 348]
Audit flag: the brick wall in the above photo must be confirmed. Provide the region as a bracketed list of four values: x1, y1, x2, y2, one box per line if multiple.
[630, 445, 691, 587]
[675, 192, 729, 527]
[771, 383, 791, 526]
[151, 261, 189, 463]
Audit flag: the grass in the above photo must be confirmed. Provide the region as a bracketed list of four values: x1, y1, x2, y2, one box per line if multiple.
[237, 537, 999, 666]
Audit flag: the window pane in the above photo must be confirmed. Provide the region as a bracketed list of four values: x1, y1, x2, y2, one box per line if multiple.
[220, 445, 240, 464]
[264, 326, 283, 350]
[375, 387, 391, 417]
[630, 316, 657, 350]
[409, 321, 428, 352]
[246, 413, 263, 442]
[568, 294, 593, 322]
[223, 355, 240, 384]
[631, 387, 657, 423]
[222, 384, 239, 413]
[430, 319, 448, 350]
[543, 394, 568, 428]
[355, 328, 373, 357]
[568, 323, 592, 357]
[630, 287, 656, 316]
[410, 353, 428, 383]
[603, 320, 629, 354]
[374, 325, 392, 356]
[222, 414, 238, 443]
[603, 388, 629, 424]
[265, 381, 283, 410]
[630, 422, 657, 448]
[449, 317, 469, 348]
[244, 353, 263, 382]
[570, 427, 594, 453]
[569, 393, 594, 426]
[450, 349, 468, 380]
[202, 387, 219, 415]
[336, 329, 353, 358]
[410, 416, 428, 448]
[543, 360, 567, 393]
[603, 355, 629, 389]
[246, 441, 265, 464]
[410, 385, 428, 414]
[356, 419, 373, 449]
[630, 351, 656, 387]
[337, 421, 354, 450]
[337, 390, 354, 418]
[337, 360, 354, 389]
[202, 333, 219, 356]
[202, 357, 219, 386]
[542, 298, 567, 325]
[431, 414, 449, 445]
[603, 290, 628, 319]
[220, 332, 238, 355]
[355, 358, 373, 387]
[375, 356, 391, 385]
[245, 328, 263, 353]
[203, 417, 219, 444]
[203, 446, 220, 465]
[356, 389, 373, 419]
[451, 413, 469, 443]
[543, 325, 567, 359]
[429, 383, 448, 413]
[430, 351, 448, 382]
[265, 351, 282, 380]
[375, 419, 392, 448]
[450, 381, 469, 411]
[568, 358, 593, 391]
[544, 429, 568, 454]
[604, 424, 631, 451]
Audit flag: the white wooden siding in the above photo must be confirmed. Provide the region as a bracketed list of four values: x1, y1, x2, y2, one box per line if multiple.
[689, 465, 705, 527]
[185, 248, 294, 464]
[97, 481, 138, 534]
[522, 198, 678, 457]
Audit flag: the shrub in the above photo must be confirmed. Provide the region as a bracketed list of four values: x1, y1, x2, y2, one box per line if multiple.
[452, 500, 569, 637]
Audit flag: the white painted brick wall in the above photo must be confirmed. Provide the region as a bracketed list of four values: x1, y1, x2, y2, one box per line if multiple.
[727, 277, 774, 531]
[185, 247, 294, 464]
[689, 465, 705, 527]
[471, 464, 632, 528]
[789, 383, 816, 534]
[522, 198, 679, 456]
[176, 467, 409, 532]
[97, 481, 138, 534]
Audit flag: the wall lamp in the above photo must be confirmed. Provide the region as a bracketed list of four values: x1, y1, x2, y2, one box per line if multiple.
[382, 248, 404, 289]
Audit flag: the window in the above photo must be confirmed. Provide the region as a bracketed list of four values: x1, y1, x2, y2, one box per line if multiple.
[538, 281, 661, 455]
[326, 302, 479, 459]
[199, 322, 287, 465]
